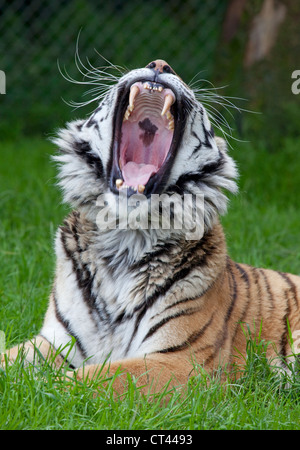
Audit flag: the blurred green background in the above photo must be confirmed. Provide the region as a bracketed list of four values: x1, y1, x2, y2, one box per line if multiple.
[0, 0, 226, 138]
[1, 0, 299, 144]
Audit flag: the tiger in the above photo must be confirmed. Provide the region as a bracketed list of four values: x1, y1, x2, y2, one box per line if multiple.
[2, 59, 300, 395]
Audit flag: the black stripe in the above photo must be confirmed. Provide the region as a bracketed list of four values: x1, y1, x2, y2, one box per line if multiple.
[278, 271, 299, 308]
[235, 262, 250, 285]
[276, 272, 296, 358]
[225, 261, 238, 322]
[130, 241, 177, 270]
[166, 151, 224, 195]
[38, 333, 76, 370]
[251, 267, 262, 320]
[60, 217, 122, 330]
[279, 294, 291, 359]
[94, 297, 113, 325]
[156, 315, 214, 354]
[60, 230, 97, 312]
[142, 307, 200, 343]
[147, 264, 196, 306]
[191, 126, 213, 151]
[129, 259, 203, 347]
[208, 259, 237, 359]
[192, 142, 202, 156]
[232, 262, 251, 338]
[126, 267, 194, 354]
[126, 231, 216, 353]
[53, 289, 88, 359]
[277, 271, 300, 360]
[171, 155, 224, 189]
[65, 362, 76, 370]
[161, 280, 217, 312]
[59, 224, 113, 334]
[145, 232, 215, 307]
[259, 268, 275, 311]
[73, 140, 104, 178]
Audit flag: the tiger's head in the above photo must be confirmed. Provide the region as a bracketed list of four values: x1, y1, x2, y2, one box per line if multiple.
[53, 59, 238, 245]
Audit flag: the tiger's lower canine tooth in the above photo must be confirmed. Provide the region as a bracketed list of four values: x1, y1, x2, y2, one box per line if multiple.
[138, 184, 145, 193]
[116, 179, 123, 188]
[124, 109, 130, 120]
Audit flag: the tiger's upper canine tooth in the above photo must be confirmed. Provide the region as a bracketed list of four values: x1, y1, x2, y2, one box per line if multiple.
[161, 93, 175, 116]
[129, 84, 140, 108]
[124, 84, 140, 120]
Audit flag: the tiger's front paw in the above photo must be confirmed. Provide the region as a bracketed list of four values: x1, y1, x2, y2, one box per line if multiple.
[0, 345, 20, 367]
[0, 335, 62, 369]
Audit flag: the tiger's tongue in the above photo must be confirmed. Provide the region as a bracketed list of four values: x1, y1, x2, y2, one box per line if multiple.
[122, 161, 157, 187]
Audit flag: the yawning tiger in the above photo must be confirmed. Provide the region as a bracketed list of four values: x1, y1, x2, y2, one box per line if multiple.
[2, 59, 300, 393]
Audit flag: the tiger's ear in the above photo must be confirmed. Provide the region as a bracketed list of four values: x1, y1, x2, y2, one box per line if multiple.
[215, 136, 228, 153]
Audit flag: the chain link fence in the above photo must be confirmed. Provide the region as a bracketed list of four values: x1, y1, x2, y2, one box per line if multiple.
[0, 0, 227, 138]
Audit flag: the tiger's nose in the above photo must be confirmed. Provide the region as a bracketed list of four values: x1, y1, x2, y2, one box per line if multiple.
[146, 59, 175, 75]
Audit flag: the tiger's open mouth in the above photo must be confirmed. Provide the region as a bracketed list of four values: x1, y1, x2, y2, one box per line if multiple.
[109, 75, 185, 197]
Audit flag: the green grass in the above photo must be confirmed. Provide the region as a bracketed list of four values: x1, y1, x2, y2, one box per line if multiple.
[0, 136, 300, 430]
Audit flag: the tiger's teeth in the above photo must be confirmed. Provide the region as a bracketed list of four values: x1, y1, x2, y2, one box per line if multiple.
[138, 184, 145, 193]
[124, 84, 140, 121]
[129, 84, 140, 108]
[168, 121, 175, 130]
[116, 179, 123, 189]
[161, 93, 175, 117]
[162, 103, 175, 130]
[124, 109, 131, 120]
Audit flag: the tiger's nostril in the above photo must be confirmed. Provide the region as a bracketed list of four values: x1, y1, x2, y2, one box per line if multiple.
[146, 59, 175, 75]
[148, 62, 156, 69]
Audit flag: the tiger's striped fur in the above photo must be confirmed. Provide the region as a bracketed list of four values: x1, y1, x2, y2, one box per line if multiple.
[2, 60, 300, 393]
